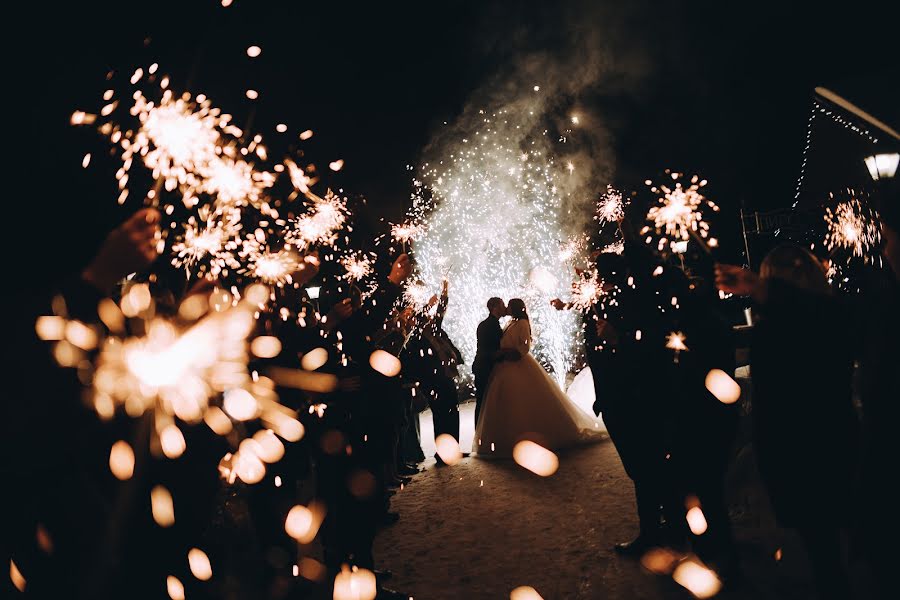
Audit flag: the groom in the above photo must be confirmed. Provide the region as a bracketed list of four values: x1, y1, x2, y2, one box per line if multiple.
[472, 297, 513, 426]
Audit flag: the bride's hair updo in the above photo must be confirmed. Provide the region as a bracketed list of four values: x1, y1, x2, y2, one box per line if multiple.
[507, 298, 527, 320]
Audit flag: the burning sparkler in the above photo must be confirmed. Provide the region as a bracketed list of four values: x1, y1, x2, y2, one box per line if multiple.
[570, 268, 604, 312]
[824, 193, 882, 264]
[643, 172, 719, 255]
[341, 252, 374, 282]
[391, 220, 425, 253]
[596, 185, 625, 225]
[287, 190, 349, 251]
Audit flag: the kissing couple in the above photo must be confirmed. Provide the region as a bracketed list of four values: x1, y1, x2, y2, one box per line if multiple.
[471, 297, 603, 457]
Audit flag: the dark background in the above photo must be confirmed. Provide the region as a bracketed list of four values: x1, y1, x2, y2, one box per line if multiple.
[9, 0, 899, 283]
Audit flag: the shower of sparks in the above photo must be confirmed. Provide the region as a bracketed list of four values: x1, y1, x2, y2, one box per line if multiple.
[644, 172, 719, 254]
[403, 280, 434, 312]
[391, 221, 425, 245]
[824, 194, 882, 264]
[341, 252, 374, 281]
[570, 268, 604, 311]
[199, 153, 275, 210]
[171, 209, 242, 278]
[602, 239, 624, 255]
[287, 190, 349, 250]
[407, 108, 581, 383]
[241, 238, 300, 286]
[558, 235, 588, 264]
[115, 89, 229, 201]
[596, 185, 625, 224]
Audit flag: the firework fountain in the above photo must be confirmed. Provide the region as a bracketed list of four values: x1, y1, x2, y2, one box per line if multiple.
[408, 105, 597, 385]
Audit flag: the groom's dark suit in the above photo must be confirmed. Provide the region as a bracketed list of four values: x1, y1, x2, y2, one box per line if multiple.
[472, 314, 502, 426]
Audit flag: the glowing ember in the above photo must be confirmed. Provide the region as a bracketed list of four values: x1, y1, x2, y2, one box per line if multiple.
[10, 559, 26, 592]
[151, 485, 175, 527]
[686, 506, 708, 535]
[672, 557, 722, 599]
[510, 586, 545, 600]
[188, 548, 213, 581]
[285, 500, 326, 543]
[369, 350, 402, 377]
[512, 440, 559, 476]
[109, 440, 135, 480]
[705, 369, 741, 404]
[435, 433, 463, 465]
[166, 575, 185, 600]
[301, 347, 329, 371]
[333, 566, 377, 600]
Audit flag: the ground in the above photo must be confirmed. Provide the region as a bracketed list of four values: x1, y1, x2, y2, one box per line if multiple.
[373, 402, 874, 600]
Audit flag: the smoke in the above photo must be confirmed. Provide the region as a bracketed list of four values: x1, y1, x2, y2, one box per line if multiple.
[411, 0, 652, 380]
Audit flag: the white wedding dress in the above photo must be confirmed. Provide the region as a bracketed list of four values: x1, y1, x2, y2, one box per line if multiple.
[473, 319, 604, 457]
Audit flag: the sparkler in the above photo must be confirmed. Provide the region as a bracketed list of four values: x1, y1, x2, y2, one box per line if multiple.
[391, 220, 425, 253]
[596, 185, 625, 225]
[241, 240, 300, 287]
[171, 208, 242, 278]
[643, 172, 719, 255]
[558, 235, 588, 265]
[570, 268, 604, 312]
[666, 331, 688, 363]
[824, 193, 882, 264]
[403, 280, 434, 312]
[340, 252, 374, 282]
[287, 190, 349, 251]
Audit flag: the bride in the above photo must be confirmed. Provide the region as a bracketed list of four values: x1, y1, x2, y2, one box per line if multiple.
[473, 298, 604, 457]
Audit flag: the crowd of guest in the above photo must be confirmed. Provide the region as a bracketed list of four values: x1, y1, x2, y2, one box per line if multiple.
[2, 199, 472, 599]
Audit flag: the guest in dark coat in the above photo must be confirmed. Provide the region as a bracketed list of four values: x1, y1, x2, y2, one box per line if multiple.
[719, 244, 858, 600]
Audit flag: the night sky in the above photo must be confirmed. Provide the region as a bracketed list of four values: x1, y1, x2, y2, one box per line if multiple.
[11, 0, 899, 282]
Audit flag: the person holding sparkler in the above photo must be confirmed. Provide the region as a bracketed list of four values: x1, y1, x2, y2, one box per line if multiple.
[401, 279, 465, 466]
[716, 246, 858, 599]
[578, 220, 685, 557]
[311, 252, 413, 598]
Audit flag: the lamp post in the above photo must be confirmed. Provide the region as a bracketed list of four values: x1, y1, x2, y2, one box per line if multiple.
[864, 153, 899, 181]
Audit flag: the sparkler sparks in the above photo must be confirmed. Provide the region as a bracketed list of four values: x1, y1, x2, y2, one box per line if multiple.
[341, 252, 374, 282]
[824, 193, 882, 264]
[391, 221, 425, 245]
[644, 172, 718, 254]
[171, 210, 242, 277]
[570, 268, 604, 312]
[242, 244, 300, 286]
[596, 185, 625, 224]
[403, 280, 434, 312]
[287, 190, 349, 250]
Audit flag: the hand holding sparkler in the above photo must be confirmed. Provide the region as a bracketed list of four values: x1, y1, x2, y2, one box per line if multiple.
[388, 253, 413, 286]
[83, 208, 161, 292]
